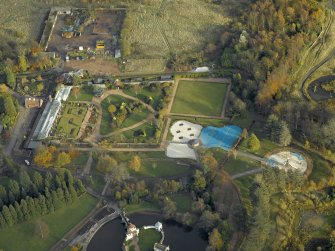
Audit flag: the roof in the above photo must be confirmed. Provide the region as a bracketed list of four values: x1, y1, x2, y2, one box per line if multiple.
[25, 98, 43, 108]
[32, 86, 72, 140]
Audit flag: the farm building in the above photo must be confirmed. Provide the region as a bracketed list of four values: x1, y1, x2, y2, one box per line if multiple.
[25, 98, 43, 108]
[96, 40, 105, 50]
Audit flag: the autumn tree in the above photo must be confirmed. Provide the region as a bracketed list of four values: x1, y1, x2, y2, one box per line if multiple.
[209, 228, 224, 251]
[72, 87, 80, 99]
[18, 54, 28, 72]
[55, 152, 72, 168]
[128, 155, 141, 172]
[108, 104, 117, 114]
[33, 146, 53, 167]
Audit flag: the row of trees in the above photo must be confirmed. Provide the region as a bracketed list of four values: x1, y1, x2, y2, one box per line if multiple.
[33, 146, 77, 168]
[0, 169, 85, 228]
[0, 94, 19, 128]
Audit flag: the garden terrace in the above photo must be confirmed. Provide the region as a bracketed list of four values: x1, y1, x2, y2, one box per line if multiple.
[100, 95, 151, 136]
[54, 102, 89, 138]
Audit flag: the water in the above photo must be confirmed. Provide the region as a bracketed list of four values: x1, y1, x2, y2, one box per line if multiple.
[87, 212, 207, 251]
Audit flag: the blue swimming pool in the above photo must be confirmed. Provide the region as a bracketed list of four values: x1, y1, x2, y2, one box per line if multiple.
[200, 125, 242, 151]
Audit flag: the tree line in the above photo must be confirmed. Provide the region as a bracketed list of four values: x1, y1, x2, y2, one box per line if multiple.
[0, 169, 85, 228]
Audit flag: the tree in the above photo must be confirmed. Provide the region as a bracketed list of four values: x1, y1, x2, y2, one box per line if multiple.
[96, 155, 118, 174]
[278, 121, 292, 146]
[201, 153, 218, 174]
[162, 197, 177, 219]
[194, 170, 207, 192]
[108, 104, 117, 114]
[2, 205, 13, 226]
[35, 219, 49, 239]
[128, 155, 141, 172]
[55, 152, 72, 168]
[5, 67, 15, 89]
[19, 170, 32, 193]
[209, 228, 224, 251]
[198, 210, 220, 232]
[36, 83, 44, 92]
[33, 146, 53, 167]
[247, 133, 261, 151]
[32, 172, 43, 191]
[0, 84, 8, 93]
[18, 55, 28, 72]
[110, 165, 129, 184]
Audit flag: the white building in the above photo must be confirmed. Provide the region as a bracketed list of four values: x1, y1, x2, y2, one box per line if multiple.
[125, 224, 139, 241]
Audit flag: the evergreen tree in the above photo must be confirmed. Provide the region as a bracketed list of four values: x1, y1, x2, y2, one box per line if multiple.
[0, 198, 3, 209]
[8, 205, 17, 224]
[8, 180, 20, 200]
[45, 172, 54, 190]
[74, 180, 85, 194]
[64, 169, 74, 186]
[20, 187, 27, 199]
[8, 191, 15, 204]
[26, 197, 36, 218]
[39, 195, 48, 215]
[20, 199, 30, 220]
[19, 170, 32, 193]
[0, 185, 7, 204]
[34, 197, 42, 216]
[68, 185, 78, 202]
[32, 172, 43, 191]
[278, 121, 292, 146]
[0, 213, 6, 228]
[52, 191, 61, 210]
[14, 201, 23, 222]
[2, 205, 14, 226]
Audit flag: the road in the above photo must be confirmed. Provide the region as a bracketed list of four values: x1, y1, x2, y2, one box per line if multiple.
[4, 106, 30, 156]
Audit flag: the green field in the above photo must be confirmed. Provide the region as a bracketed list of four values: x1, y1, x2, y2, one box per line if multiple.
[55, 104, 88, 138]
[68, 86, 94, 102]
[0, 194, 97, 251]
[223, 156, 261, 176]
[100, 95, 150, 135]
[172, 193, 193, 213]
[130, 159, 190, 178]
[171, 80, 228, 116]
[138, 228, 161, 251]
[124, 201, 161, 214]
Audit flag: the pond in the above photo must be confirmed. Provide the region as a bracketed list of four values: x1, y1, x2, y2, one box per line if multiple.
[307, 75, 335, 101]
[87, 212, 207, 251]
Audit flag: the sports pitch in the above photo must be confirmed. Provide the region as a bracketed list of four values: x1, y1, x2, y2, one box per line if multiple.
[171, 80, 228, 116]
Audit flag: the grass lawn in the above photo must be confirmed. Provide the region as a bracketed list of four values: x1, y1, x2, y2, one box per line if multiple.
[130, 159, 190, 178]
[71, 153, 89, 166]
[55, 104, 88, 138]
[122, 121, 156, 141]
[100, 95, 150, 135]
[138, 228, 161, 251]
[90, 160, 106, 194]
[223, 156, 261, 176]
[124, 201, 161, 213]
[0, 194, 97, 251]
[171, 80, 228, 116]
[172, 193, 193, 213]
[68, 86, 93, 102]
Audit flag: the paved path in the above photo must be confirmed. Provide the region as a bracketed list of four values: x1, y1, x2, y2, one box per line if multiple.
[237, 150, 267, 163]
[4, 106, 30, 156]
[83, 151, 93, 176]
[101, 114, 155, 138]
[231, 168, 263, 179]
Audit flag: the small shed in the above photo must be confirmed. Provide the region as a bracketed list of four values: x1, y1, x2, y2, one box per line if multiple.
[25, 98, 43, 108]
